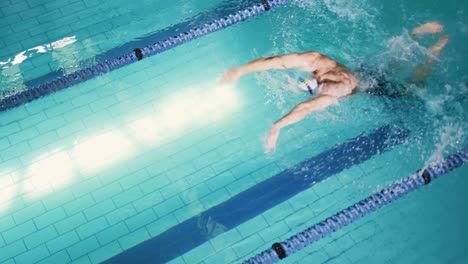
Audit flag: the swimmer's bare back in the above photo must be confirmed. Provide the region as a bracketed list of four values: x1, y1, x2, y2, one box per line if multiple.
[299, 52, 358, 97]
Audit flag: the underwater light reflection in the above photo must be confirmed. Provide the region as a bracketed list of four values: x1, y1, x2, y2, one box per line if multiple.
[128, 84, 240, 145]
[0, 84, 240, 210]
[25, 151, 76, 200]
[0, 171, 18, 212]
[73, 131, 137, 174]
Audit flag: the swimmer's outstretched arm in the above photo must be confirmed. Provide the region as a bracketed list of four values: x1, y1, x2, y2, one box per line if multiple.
[265, 95, 338, 152]
[220, 52, 319, 84]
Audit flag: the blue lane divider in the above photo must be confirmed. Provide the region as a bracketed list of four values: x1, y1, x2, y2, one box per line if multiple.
[0, 0, 289, 113]
[243, 148, 468, 264]
[103, 124, 408, 264]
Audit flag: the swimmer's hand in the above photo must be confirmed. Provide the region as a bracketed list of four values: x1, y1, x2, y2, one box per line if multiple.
[220, 68, 242, 84]
[265, 125, 281, 153]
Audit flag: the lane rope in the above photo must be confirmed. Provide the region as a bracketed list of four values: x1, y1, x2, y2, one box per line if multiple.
[0, 0, 290, 112]
[243, 148, 468, 264]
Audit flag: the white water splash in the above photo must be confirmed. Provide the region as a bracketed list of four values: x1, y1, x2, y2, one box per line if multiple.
[321, 0, 377, 26]
[424, 124, 464, 168]
[382, 30, 431, 65]
[255, 70, 290, 110]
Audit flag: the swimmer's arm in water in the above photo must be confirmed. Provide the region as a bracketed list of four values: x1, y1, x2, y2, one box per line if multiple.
[220, 52, 320, 84]
[265, 95, 338, 152]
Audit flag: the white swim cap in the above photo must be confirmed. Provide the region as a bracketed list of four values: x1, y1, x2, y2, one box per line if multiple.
[298, 77, 320, 95]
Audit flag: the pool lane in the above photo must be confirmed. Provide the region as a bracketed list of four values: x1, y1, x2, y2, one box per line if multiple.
[104, 123, 409, 264]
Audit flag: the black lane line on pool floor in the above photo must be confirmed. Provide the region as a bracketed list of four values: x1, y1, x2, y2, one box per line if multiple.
[104, 123, 409, 264]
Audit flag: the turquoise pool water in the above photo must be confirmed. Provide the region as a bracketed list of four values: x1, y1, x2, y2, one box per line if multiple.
[0, 0, 467, 263]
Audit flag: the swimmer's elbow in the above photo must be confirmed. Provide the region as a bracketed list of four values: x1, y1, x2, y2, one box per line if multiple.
[297, 96, 336, 113]
[296, 101, 316, 114]
[282, 52, 318, 69]
[279, 53, 302, 68]
[301, 51, 321, 59]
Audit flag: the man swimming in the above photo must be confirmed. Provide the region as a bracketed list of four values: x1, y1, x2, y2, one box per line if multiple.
[220, 22, 448, 152]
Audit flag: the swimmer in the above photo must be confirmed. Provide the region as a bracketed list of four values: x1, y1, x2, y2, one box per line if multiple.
[220, 21, 448, 152]
[221, 51, 359, 152]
